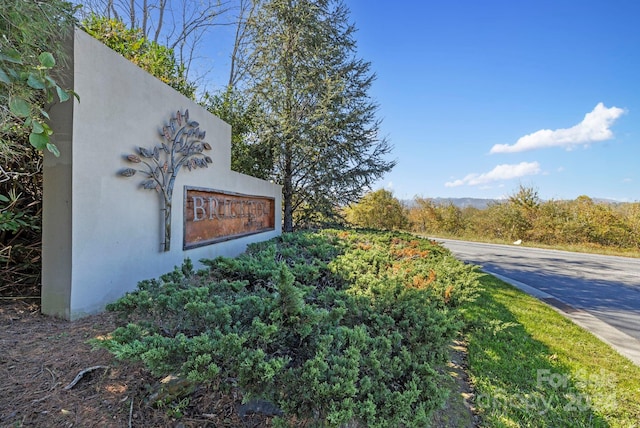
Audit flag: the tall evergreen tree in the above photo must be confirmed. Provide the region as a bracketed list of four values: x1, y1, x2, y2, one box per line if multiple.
[242, 0, 395, 231]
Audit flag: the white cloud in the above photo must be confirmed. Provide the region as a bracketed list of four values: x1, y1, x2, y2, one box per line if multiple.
[445, 162, 541, 187]
[490, 103, 625, 154]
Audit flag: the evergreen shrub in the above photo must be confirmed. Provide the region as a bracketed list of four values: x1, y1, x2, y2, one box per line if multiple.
[96, 229, 480, 427]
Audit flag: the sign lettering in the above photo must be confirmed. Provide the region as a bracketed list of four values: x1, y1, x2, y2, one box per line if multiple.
[184, 187, 276, 249]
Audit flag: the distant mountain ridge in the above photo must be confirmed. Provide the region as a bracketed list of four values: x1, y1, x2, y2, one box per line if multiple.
[402, 197, 623, 209]
[430, 197, 499, 209]
[403, 198, 499, 209]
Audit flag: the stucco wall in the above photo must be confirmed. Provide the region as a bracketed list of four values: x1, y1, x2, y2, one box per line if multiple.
[42, 29, 282, 320]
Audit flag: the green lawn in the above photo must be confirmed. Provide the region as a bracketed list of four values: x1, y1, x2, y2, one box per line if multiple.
[463, 274, 640, 427]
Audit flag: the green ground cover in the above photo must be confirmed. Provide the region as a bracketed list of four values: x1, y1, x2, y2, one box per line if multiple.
[94, 229, 480, 427]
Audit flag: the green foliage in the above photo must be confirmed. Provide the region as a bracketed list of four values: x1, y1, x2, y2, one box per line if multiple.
[81, 15, 196, 99]
[0, 188, 41, 289]
[0, 168, 43, 295]
[408, 186, 640, 251]
[0, 192, 34, 233]
[0, 0, 77, 155]
[408, 198, 466, 236]
[330, 230, 480, 309]
[345, 189, 409, 230]
[0, 0, 77, 295]
[243, 0, 395, 231]
[95, 229, 481, 426]
[202, 87, 274, 179]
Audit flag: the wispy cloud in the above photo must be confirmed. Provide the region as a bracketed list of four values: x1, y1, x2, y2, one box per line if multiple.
[445, 162, 541, 187]
[490, 103, 625, 154]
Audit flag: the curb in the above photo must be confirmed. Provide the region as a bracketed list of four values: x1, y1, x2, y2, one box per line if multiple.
[486, 270, 640, 367]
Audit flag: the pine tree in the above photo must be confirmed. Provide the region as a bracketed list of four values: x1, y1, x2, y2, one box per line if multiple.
[242, 0, 395, 231]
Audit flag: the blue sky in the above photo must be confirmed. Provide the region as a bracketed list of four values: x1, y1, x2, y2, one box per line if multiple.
[346, 0, 640, 202]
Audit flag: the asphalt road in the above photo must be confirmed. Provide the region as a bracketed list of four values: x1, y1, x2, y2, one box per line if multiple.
[435, 238, 640, 365]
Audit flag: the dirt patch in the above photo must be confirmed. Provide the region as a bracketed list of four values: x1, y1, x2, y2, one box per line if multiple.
[431, 340, 480, 428]
[0, 301, 274, 427]
[0, 301, 478, 427]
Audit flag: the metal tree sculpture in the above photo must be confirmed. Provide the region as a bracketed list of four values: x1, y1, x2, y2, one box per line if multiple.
[119, 109, 212, 251]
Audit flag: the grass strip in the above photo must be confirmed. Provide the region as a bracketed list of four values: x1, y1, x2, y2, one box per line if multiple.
[464, 274, 640, 427]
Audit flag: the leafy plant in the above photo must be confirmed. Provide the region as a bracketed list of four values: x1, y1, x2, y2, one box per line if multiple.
[345, 189, 409, 231]
[0, 193, 31, 233]
[242, 0, 395, 232]
[1, 50, 77, 155]
[0, 0, 78, 156]
[407, 186, 640, 253]
[0, 0, 78, 297]
[81, 15, 196, 99]
[202, 87, 274, 180]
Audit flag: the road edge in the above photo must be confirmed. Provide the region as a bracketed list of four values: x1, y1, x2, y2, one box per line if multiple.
[486, 270, 640, 367]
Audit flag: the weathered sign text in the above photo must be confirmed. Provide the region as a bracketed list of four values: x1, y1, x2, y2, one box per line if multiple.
[184, 187, 276, 249]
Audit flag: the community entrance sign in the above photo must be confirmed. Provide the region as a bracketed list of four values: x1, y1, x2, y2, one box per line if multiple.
[184, 187, 276, 248]
[41, 29, 282, 320]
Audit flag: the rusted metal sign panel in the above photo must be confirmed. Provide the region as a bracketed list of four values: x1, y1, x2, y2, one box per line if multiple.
[184, 186, 276, 249]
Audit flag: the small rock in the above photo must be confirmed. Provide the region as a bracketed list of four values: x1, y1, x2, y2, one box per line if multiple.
[146, 375, 197, 405]
[238, 399, 284, 418]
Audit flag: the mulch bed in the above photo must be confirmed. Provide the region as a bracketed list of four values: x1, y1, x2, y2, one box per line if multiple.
[0, 301, 272, 427]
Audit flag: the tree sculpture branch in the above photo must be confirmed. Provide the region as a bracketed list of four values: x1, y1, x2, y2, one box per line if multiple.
[119, 109, 212, 251]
